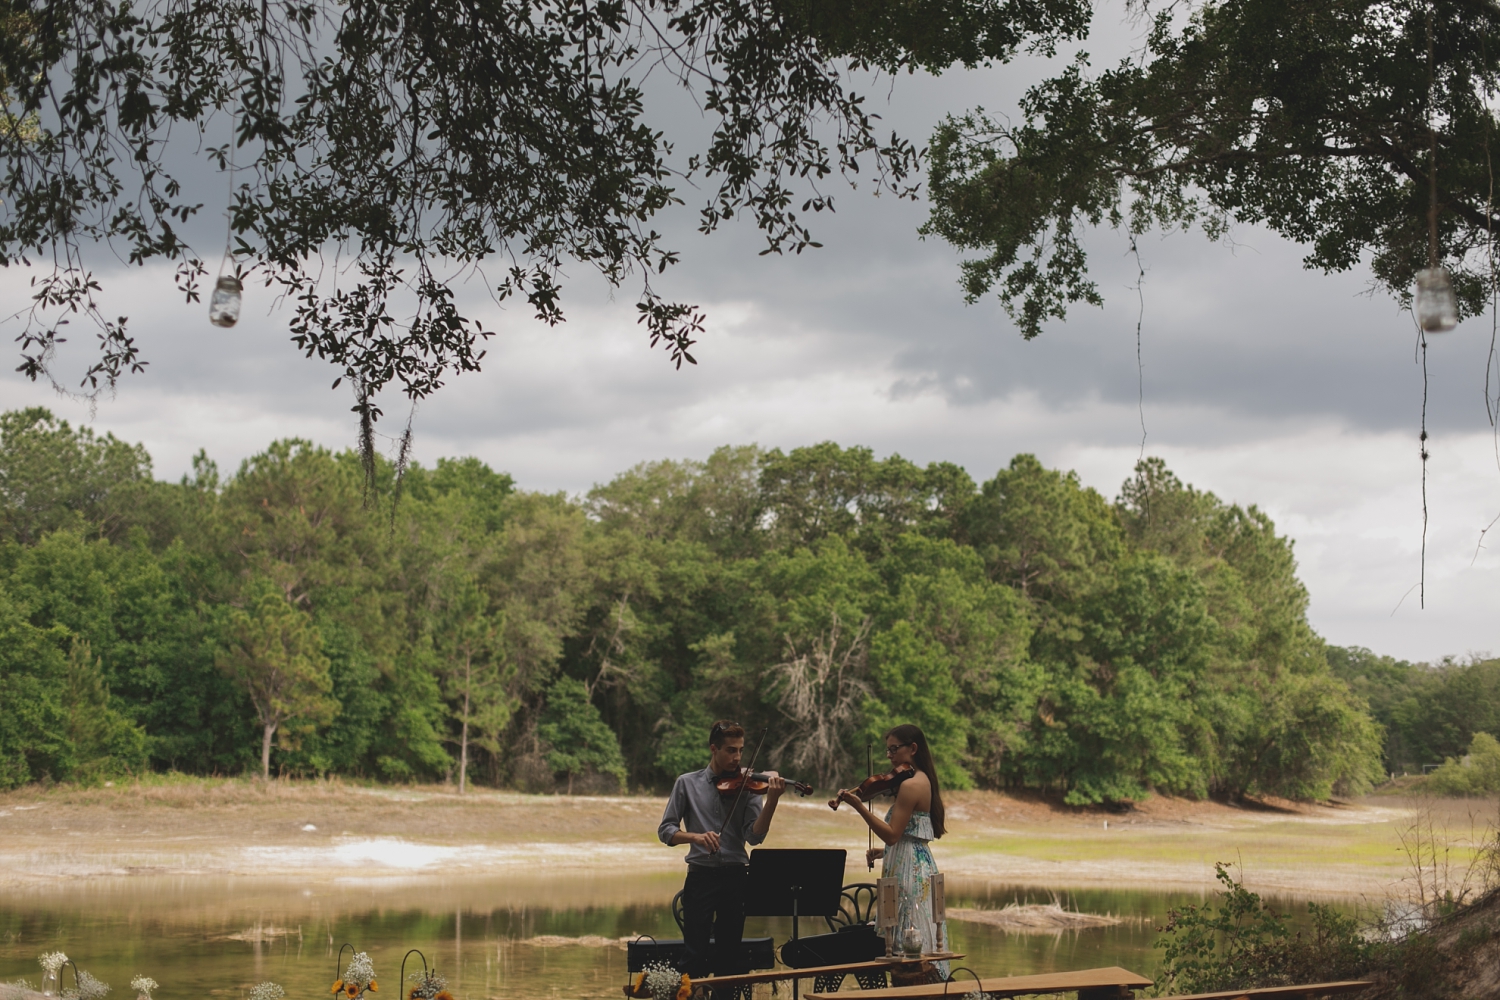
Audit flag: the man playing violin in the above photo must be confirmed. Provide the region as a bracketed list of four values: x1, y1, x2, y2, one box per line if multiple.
[657, 720, 787, 984]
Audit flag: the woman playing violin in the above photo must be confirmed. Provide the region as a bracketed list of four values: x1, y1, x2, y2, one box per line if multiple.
[833, 724, 948, 976]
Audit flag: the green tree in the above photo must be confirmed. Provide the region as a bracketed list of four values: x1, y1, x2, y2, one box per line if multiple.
[962, 453, 1121, 603]
[218, 580, 339, 779]
[1326, 645, 1429, 772]
[0, 408, 155, 545]
[655, 698, 718, 781]
[758, 442, 976, 553]
[867, 533, 1032, 788]
[60, 638, 150, 783]
[758, 536, 882, 787]
[426, 556, 511, 793]
[0, 585, 147, 787]
[0, 584, 68, 788]
[864, 621, 970, 789]
[537, 676, 627, 794]
[1216, 672, 1384, 800]
[922, 0, 1500, 336]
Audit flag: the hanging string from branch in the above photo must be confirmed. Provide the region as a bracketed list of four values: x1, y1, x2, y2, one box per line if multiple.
[1476, 33, 1500, 567]
[1129, 234, 1147, 463]
[1420, 325, 1430, 609]
[1416, 7, 1459, 334]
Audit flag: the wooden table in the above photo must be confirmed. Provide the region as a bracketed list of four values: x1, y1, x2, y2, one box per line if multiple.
[1155, 982, 1374, 1000]
[624, 954, 964, 995]
[809, 965, 1153, 1000]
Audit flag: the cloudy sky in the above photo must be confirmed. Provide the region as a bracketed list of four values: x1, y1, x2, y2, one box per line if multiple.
[4, 7, 1498, 665]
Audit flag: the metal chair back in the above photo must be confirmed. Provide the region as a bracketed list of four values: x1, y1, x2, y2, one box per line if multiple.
[826, 882, 880, 931]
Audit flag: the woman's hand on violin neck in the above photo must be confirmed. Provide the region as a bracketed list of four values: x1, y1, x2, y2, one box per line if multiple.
[837, 788, 862, 808]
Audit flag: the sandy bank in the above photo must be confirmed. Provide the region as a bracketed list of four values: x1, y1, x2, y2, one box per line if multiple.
[0, 780, 1455, 899]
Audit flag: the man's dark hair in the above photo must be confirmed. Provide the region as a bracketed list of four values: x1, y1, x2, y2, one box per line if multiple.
[709, 720, 745, 747]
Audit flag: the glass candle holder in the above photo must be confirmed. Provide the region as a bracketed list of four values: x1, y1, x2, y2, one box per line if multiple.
[209, 274, 243, 328]
[900, 917, 924, 958]
[41, 969, 60, 997]
[1415, 267, 1458, 333]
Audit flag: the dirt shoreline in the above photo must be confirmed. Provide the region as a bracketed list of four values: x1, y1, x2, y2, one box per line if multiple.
[0, 780, 1462, 900]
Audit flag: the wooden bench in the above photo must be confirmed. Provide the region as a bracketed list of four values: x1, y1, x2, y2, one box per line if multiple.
[1154, 982, 1374, 1000]
[624, 954, 965, 996]
[809, 965, 1153, 1000]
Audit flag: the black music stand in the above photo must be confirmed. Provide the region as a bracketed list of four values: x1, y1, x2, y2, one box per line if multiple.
[744, 849, 846, 1000]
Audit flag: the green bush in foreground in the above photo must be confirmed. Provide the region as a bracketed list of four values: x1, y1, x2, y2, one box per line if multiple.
[1152, 864, 1371, 996]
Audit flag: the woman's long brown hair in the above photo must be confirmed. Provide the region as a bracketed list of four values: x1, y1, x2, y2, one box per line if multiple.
[886, 724, 944, 838]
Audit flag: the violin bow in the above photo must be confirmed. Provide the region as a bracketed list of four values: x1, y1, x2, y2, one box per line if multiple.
[713, 727, 769, 851]
[866, 742, 873, 870]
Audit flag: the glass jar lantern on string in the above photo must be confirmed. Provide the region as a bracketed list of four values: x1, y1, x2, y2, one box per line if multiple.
[1415, 267, 1458, 333]
[210, 108, 243, 328]
[1414, 7, 1458, 335]
[209, 255, 242, 328]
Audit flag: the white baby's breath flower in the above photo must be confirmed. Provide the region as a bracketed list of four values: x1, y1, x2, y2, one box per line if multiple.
[248, 982, 285, 1000]
[404, 971, 446, 1000]
[129, 978, 157, 1000]
[343, 953, 376, 991]
[62, 971, 109, 1000]
[38, 956, 68, 977]
[641, 962, 681, 1000]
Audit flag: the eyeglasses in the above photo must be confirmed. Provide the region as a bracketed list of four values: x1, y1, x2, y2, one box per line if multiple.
[884, 742, 915, 756]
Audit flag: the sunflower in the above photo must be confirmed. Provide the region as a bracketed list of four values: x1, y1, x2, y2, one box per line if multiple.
[674, 974, 692, 1000]
[346, 984, 360, 997]
[368, 983, 378, 993]
[331, 982, 344, 995]
[631, 972, 647, 997]
[432, 991, 454, 1000]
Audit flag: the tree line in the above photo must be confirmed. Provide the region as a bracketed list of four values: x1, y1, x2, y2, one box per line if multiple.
[2, 406, 1483, 802]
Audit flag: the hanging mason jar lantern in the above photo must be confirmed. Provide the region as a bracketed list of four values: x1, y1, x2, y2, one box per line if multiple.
[209, 272, 242, 327]
[1414, 266, 1458, 333]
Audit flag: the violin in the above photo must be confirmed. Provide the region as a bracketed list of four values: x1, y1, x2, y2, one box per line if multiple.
[716, 768, 814, 798]
[827, 763, 915, 810]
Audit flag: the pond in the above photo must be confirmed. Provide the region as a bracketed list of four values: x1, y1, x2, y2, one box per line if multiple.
[0, 874, 1330, 1000]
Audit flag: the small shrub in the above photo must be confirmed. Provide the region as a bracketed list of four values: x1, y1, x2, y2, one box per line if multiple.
[1425, 732, 1500, 796]
[1152, 864, 1373, 996]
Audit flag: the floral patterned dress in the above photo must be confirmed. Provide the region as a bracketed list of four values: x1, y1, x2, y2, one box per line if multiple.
[882, 807, 949, 979]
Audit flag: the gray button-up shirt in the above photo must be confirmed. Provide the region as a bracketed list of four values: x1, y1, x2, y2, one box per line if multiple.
[658, 767, 766, 867]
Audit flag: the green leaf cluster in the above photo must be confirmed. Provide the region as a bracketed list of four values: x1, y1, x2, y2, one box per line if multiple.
[2, 0, 1089, 427]
[923, 0, 1500, 336]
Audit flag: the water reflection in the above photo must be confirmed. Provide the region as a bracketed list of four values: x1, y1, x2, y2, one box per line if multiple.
[0, 876, 1327, 1000]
